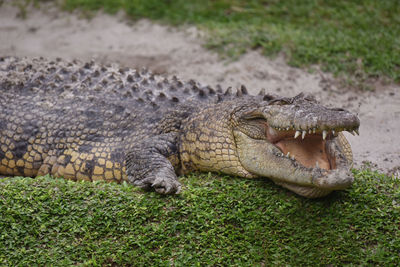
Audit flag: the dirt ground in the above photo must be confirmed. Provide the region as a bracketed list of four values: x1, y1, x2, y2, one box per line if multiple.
[0, 4, 399, 176]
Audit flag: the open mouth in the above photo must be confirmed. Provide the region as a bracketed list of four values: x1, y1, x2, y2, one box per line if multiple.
[266, 126, 359, 170]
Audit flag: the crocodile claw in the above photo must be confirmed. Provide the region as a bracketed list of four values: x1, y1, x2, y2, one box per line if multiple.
[152, 176, 182, 194]
[132, 175, 182, 194]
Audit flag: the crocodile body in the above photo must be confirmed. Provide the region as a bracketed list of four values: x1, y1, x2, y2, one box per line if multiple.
[0, 57, 360, 198]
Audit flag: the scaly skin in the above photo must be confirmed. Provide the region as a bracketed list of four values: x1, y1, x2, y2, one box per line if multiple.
[0, 57, 360, 198]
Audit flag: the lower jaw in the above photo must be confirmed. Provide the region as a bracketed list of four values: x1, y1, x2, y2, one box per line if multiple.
[273, 180, 333, 198]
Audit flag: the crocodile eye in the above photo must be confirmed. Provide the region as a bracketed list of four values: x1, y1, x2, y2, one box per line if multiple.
[239, 118, 268, 140]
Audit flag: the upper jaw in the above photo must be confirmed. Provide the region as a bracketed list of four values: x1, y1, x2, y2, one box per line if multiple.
[261, 98, 361, 139]
[267, 125, 359, 142]
[267, 124, 354, 164]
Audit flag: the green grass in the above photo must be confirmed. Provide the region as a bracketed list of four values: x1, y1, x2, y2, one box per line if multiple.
[31, 0, 400, 84]
[1, 170, 399, 266]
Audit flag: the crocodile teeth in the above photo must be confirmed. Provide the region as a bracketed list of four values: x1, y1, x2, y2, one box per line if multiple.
[322, 130, 327, 140]
[308, 129, 312, 134]
[294, 130, 301, 139]
[286, 152, 291, 157]
[349, 131, 356, 136]
[302, 131, 306, 139]
[291, 155, 295, 161]
[313, 128, 316, 134]
[315, 161, 320, 169]
[332, 130, 335, 135]
[354, 129, 359, 135]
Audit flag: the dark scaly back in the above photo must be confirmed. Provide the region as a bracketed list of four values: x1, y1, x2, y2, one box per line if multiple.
[0, 57, 261, 179]
[0, 56, 265, 140]
[0, 57, 256, 110]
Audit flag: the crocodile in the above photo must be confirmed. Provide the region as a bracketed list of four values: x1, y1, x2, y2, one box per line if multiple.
[0, 57, 360, 198]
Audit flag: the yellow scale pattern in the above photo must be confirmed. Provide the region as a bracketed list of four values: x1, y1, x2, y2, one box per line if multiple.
[0, 134, 127, 182]
[179, 105, 254, 178]
[0, 92, 133, 183]
[0, 57, 189, 184]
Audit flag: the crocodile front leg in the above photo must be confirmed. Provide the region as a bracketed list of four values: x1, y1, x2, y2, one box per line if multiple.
[125, 132, 181, 194]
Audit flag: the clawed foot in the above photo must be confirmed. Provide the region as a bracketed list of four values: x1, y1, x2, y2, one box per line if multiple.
[130, 168, 181, 194]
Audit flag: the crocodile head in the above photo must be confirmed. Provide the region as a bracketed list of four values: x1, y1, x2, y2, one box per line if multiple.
[180, 92, 360, 198]
[232, 93, 360, 198]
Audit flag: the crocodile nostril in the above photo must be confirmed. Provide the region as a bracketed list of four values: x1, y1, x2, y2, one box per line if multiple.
[331, 108, 346, 111]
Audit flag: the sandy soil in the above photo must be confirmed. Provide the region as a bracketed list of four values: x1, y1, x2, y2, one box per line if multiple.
[0, 4, 399, 176]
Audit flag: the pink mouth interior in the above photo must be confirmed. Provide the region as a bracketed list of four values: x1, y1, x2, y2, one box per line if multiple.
[267, 127, 335, 170]
[274, 136, 333, 170]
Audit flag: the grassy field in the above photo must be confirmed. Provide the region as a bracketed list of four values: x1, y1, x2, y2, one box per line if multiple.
[38, 0, 400, 85]
[1, 170, 399, 266]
